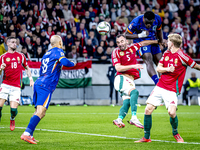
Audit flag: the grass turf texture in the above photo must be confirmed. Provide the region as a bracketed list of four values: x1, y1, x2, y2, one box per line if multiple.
[0, 105, 200, 150]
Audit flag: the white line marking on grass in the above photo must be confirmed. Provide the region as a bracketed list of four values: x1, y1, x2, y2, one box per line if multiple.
[0, 127, 200, 145]
[2, 112, 200, 115]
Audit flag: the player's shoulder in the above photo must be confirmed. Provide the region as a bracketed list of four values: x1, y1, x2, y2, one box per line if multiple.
[177, 49, 190, 60]
[132, 15, 143, 23]
[0, 52, 8, 57]
[112, 47, 120, 57]
[154, 14, 162, 21]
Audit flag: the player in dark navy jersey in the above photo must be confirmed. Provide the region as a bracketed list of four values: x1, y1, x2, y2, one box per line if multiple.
[21, 35, 75, 144]
[125, 11, 163, 85]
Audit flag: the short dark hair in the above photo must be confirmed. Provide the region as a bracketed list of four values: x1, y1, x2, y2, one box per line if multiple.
[144, 11, 155, 20]
[116, 34, 126, 39]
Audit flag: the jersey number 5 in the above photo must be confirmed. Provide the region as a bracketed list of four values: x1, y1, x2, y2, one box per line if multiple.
[42, 58, 49, 73]
[126, 55, 130, 61]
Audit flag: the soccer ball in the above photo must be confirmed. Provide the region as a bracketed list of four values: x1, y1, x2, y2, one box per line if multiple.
[97, 21, 111, 35]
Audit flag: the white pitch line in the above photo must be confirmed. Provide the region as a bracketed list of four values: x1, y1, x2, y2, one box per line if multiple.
[2, 112, 200, 115]
[0, 127, 200, 145]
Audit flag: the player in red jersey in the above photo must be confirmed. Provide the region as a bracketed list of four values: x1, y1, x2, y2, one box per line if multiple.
[135, 34, 200, 143]
[0, 37, 34, 131]
[112, 34, 158, 129]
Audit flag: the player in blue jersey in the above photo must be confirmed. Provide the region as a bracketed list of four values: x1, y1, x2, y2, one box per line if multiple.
[125, 11, 163, 85]
[20, 35, 76, 144]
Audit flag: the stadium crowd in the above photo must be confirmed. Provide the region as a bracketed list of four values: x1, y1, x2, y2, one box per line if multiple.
[0, 0, 200, 63]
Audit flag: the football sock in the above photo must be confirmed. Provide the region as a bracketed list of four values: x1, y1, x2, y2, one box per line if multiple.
[170, 115, 178, 136]
[130, 89, 139, 116]
[10, 108, 18, 120]
[151, 74, 159, 85]
[118, 99, 130, 119]
[25, 115, 41, 135]
[144, 114, 152, 139]
[0, 107, 2, 121]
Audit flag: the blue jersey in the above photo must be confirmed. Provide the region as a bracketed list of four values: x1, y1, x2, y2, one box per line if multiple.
[35, 47, 68, 92]
[127, 14, 162, 43]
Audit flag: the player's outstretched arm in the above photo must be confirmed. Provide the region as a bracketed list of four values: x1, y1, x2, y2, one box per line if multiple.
[115, 64, 143, 72]
[156, 63, 175, 73]
[25, 66, 34, 87]
[139, 40, 158, 47]
[60, 57, 76, 67]
[0, 63, 6, 75]
[194, 64, 200, 71]
[125, 30, 149, 39]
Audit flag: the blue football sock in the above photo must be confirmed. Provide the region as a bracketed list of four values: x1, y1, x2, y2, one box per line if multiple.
[25, 115, 41, 136]
[151, 74, 159, 85]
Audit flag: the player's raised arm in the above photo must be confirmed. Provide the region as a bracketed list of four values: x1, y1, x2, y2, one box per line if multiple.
[115, 63, 144, 72]
[125, 30, 149, 39]
[139, 40, 158, 47]
[156, 63, 175, 73]
[193, 64, 200, 71]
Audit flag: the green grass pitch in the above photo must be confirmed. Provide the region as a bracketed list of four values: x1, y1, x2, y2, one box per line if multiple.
[0, 105, 200, 150]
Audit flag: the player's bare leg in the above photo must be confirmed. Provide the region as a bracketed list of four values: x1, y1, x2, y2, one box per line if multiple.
[21, 106, 46, 144]
[135, 103, 155, 143]
[142, 53, 159, 84]
[153, 53, 162, 76]
[0, 98, 6, 121]
[10, 101, 19, 131]
[168, 105, 184, 143]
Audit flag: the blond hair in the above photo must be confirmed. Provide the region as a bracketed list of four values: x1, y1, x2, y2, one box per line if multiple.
[168, 34, 182, 48]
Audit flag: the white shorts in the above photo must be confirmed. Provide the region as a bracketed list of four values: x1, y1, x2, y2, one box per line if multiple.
[146, 86, 178, 109]
[114, 75, 135, 100]
[0, 83, 21, 103]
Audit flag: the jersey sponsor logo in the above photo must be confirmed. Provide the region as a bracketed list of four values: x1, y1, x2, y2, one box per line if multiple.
[126, 51, 130, 54]
[6, 58, 10, 62]
[60, 52, 65, 56]
[165, 56, 169, 61]
[46, 51, 51, 55]
[17, 57, 20, 62]
[129, 23, 133, 29]
[120, 51, 124, 56]
[12, 58, 16, 61]
[169, 59, 173, 62]
[153, 25, 157, 31]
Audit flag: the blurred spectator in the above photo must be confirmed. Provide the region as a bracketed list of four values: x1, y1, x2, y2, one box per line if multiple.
[17, 9, 26, 25]
[75, 39, 83, 57]
[163, 26, 169, 40]
[84, 39, 95, 59]
[152, 3, 165, 18]
[12, 0, 21, 14]
[21, 23, 32, 37]
[33, 23, 41, 37]
[21, 46, 31, 60]
[35, 46, 44, 60]
[108, 40, 115, 52]
[110, 7, 117, 22]
[39, 0, 46, 11]
[46, 3, 54, 19]
[116, 11, 129, 28]
[2, 0, 11, 13]
[99, 3, 110, 18]
[46, 26, 55, 39]
[94, 46, 108, 64]
[9, 6, 16, 18]
[0, 31, 4, 44]
[71, 26, 77, 39]
[171, 17, 183, 34]
[65, 32, 74, 54]
[182, 29, 190, 51]
[41, 10, 48, 26]
[21, 0, 32, 14]
[118, 5, 130, 17]
[0, 16, 8, 34]
[78, 23, 88, 39]
[0, 36, 7, 55]
[33, 4, 40, 19]
[167, 0, 178, 13]
[82, 49, 88, 59]
[178, 3, 186, 24]
[110, 0, 121, 11]
[146, 0, 157, 10]
[190, 23, 199, 39]
[16, 38, 22, 52]
[85, 30, 99, 47]
[133, 4, 141, 17]
[105, 47, 112, 59]
[136, 0, 145, 13]
[73, 2, 85, 18]
[99, 13, 105, 22]
[84, 11, 92, 31]
[40, 29, 49, 47]
[88, 5, 96, 20]
[7, 24, 15, 36]
[25, 36, 34, 56]
[114, 17, 127, 33]
[128, 9, 136, 24]
[89, 16, 99, 30]
[55, 3, 64, 18]
[59, 18, 67, 37]
[77, 32, 85, 47]
[188, 37, 197, 56]
[62, 4, 73, 21]
[33, 37, 41, 57]
[26, 17, 35, 32]
[67, 45, 80, 59]
[74, 14, 80, 23]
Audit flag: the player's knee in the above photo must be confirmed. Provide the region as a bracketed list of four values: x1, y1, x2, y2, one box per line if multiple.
[168, 110, 176, 118]
[145, 104, 154, 115]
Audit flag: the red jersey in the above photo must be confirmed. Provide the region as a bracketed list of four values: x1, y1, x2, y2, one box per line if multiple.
[0, 52, 28, 88]
[157, 49, 196, 94]
[111, 43, 142, 80]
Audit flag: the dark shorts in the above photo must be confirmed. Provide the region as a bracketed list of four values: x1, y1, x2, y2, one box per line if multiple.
[137, 44, 161, 57]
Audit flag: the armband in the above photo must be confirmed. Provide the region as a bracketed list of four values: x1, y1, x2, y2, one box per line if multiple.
[29, 77, 33, 81]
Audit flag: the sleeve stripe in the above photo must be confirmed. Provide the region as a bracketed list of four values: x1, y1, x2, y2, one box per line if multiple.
[59, 56, 65, 61]
[190, 61, 196, 68]
[157, 25, 162, 30]
[127, 28, 133, 34]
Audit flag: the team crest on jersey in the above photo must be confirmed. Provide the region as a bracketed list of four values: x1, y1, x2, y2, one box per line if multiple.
[152, 25, 157, 31]
[165, 56, 169, 61]
[60, 52, 65, 56]
[129, 48, 133, 54]
[129, 23, 133, 29]
[113, 58, 118, 63]
[6, 58, 10, 62]
[17, 57, 20, 62]
[120, 51, 124, 56]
